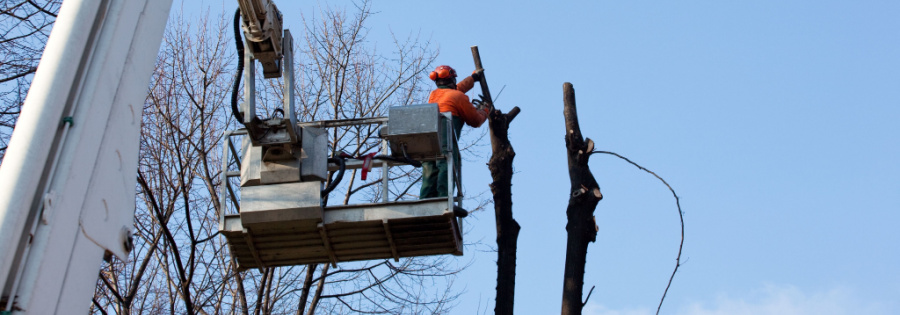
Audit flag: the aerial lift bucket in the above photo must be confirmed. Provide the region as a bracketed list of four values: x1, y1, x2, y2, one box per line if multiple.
[218, 105, 464, 270]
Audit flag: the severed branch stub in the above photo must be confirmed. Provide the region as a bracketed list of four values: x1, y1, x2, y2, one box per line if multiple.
[560, 82, 603, 315]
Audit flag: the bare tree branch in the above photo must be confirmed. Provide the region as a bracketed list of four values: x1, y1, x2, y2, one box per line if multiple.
[0, 0, 62, 162]
[590, 150, 684, 315]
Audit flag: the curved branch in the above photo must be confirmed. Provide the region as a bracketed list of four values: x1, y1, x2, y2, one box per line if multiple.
[590, 150, 684, 315]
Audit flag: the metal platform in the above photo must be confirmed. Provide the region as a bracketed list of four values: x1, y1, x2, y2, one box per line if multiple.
[222, 198, 462, 270]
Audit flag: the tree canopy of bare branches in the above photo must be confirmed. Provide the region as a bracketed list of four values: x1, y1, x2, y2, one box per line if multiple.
[0, 0, 62, 160]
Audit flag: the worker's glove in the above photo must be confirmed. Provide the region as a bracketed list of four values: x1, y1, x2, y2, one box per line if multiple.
[471, 69, 484, 82]
[474, 97, 490, 114]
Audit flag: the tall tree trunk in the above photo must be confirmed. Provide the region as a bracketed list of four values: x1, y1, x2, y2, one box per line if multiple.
[489, 106, 521, 315]
[235, 268, 250, 315]
[296, 264, 317, 315]
[305, 264, 329, 315]
[560, 83, 602, 315]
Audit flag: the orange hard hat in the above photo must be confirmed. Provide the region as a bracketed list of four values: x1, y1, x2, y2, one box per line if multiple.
[429, 65, 457, 81]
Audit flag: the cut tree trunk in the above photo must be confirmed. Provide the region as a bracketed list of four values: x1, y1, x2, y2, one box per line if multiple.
[489, 105, 521, 315]
[560, 83, 602, 315]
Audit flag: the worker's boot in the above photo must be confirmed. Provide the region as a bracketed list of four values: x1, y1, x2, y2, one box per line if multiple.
[453, 205, 468, 218]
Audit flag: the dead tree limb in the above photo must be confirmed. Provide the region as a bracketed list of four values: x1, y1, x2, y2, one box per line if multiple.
[560, 83, 602, 315]
[472, 45, 521, 315]
[488, 105, 521, 315]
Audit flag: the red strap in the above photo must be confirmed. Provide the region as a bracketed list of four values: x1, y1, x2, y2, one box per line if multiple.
[358, 152, 377, 180]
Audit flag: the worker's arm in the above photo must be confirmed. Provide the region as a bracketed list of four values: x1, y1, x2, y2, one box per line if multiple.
[456, 75, 475, 93]
[452, 93, 488, 128]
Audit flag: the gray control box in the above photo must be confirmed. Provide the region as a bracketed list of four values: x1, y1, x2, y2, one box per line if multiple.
[384, 104, 447, 159]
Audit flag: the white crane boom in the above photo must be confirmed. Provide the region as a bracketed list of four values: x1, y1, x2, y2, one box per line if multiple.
[0, 0, 170, 313]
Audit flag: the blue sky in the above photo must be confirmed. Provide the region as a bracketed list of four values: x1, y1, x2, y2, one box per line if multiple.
[181, 1, 900, 313]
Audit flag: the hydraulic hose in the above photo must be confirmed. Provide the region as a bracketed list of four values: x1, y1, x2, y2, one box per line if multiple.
[321, 157, 347, 197]
[230, 9, 245, 123]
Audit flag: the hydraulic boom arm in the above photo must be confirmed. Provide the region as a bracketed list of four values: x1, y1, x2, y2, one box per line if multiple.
[237, 0, 284, 78]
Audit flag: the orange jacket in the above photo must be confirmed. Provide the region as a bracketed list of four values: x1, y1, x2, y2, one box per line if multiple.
[428, 76, 488, 128]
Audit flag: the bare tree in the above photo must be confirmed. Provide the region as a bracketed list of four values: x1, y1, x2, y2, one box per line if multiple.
[0, 0, 62, 160]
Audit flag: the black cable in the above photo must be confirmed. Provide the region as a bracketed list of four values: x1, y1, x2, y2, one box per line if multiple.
[321, 157, 347, 197]
[230, 8, 245, 123]
[373, 144, 422, 167]
[589, 150, 684, 315]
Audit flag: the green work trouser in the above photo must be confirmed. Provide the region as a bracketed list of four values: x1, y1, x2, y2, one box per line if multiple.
[420, 116, 464, 198]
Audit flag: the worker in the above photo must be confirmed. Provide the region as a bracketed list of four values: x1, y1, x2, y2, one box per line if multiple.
[420, 65, 489, 199]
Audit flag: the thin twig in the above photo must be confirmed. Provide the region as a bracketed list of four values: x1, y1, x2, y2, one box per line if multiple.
[582, 285, 596, 307]
[99, 270, 126, 305]
[590, 150, 684, 315]
[492, 84, 506, 103]
[195, 231, 220, 244]
[0, 67, 37, 84]
[92, 297, 109, 315]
